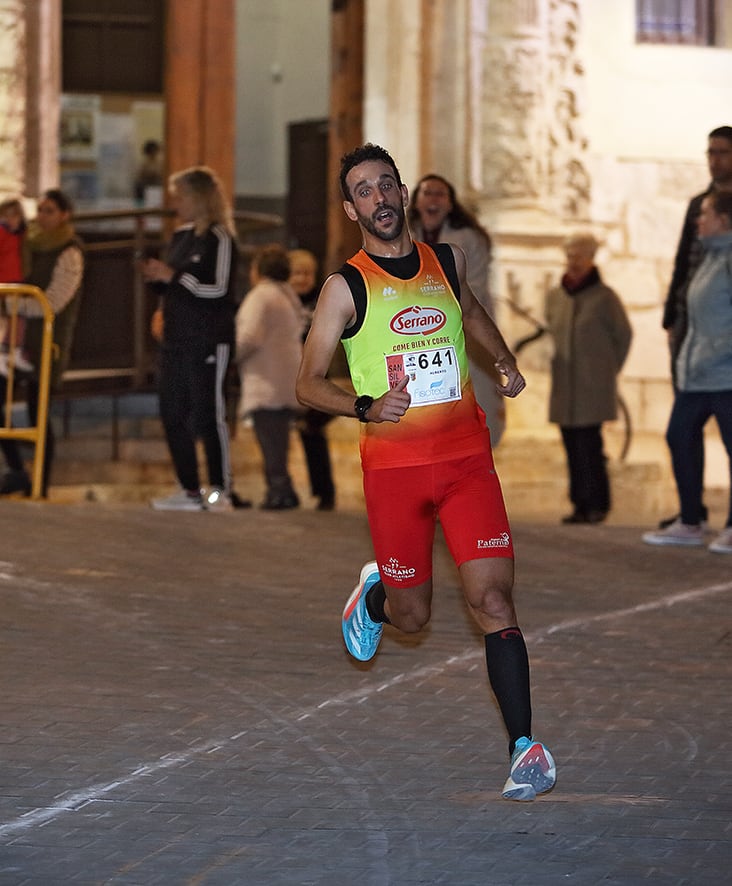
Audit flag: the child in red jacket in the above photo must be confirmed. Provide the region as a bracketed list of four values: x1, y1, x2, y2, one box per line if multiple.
[0, 197, 32, 374]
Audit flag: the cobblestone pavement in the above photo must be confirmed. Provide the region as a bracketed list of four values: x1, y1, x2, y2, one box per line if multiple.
[0, 499, 730, 885]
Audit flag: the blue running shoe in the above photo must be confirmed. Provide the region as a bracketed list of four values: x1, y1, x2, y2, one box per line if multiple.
[502, 736, 556, 801]
[342, 561, 383, 661]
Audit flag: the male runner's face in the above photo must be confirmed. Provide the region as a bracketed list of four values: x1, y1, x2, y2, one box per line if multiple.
[345, 160, 406, 242]
[707, 136, 732, 188]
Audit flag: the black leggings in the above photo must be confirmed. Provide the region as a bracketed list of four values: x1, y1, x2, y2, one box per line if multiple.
[158, 343, 232, 492]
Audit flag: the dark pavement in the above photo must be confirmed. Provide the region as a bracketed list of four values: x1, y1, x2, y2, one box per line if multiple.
[0, 499, 730, 885]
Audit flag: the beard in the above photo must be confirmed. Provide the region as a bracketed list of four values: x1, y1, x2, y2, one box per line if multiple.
[355, 200, 406, 242]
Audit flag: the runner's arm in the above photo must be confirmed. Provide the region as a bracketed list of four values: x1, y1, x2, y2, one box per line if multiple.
[451, 244, 526, 398]
[296, 273, 411, 423]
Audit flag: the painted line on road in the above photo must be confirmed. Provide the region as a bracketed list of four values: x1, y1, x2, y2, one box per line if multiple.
[0, 578, 730, 838]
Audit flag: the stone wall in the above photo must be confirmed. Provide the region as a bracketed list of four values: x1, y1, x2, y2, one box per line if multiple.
[0, 0, 25, 195]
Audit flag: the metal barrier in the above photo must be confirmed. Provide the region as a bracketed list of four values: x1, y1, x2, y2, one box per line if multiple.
[0, 284, 54, 499]
[65, 206, 282, 386]
[57, 207, 283, 456]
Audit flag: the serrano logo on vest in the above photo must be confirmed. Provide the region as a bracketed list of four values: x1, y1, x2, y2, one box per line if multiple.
[389, 305, 446, 336]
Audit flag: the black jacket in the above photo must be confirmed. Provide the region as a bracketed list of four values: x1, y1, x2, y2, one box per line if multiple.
[159, 223, 237, 351]
[662, 188, 711, 345]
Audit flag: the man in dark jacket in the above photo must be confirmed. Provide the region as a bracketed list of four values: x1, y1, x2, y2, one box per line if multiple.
[663, 126, 732, 369]
[659, 126, 732, 528]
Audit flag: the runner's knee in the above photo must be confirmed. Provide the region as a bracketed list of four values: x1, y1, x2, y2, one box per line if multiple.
[385, 589, 432, 633]
[467, 575, 515, 622]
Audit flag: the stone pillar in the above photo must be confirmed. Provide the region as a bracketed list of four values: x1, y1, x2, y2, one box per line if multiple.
[419, 0, 471, 186]
[24, 0, 61, 197]
[0, 0, 27, 195]
[327, 0, 364, 273]
[165, 0, 236, 199]
[363, 0, 422, 180]
[478, 0, 590, 220]
[0, 0, 60, 200]
[467, 0, 593, 428]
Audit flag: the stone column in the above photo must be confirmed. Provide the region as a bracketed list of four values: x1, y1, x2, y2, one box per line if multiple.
[327, 0, 364, 273]
[0, 0, 60, 199]
[165, 0, 236, 198]
[0, 0, 27, 195]
[468, 0, 593, 427]
[419, 0, 471, 186]
[477, 0, 590, 220]
[24, 0, 61, 197]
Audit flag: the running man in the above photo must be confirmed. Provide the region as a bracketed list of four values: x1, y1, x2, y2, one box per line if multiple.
[296, 144, 556, 801]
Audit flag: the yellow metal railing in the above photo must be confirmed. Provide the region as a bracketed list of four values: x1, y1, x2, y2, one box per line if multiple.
[0, 284, 54, 500]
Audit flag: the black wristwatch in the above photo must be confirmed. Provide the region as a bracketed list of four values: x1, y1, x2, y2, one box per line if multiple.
[354, 395, 374, 423]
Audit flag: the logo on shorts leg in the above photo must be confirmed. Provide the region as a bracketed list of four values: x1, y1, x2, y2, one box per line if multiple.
[381, 556, 417, 581]
[477, 533, 511, 549]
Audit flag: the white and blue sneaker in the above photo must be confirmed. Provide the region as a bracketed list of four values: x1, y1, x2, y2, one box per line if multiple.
[502, 736, 556, 801]
[342, 561, 383, 661]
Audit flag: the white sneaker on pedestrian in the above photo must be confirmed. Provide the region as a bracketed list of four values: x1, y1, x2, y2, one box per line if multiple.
[150, 488, 204, 511]
[0, 349, 33, 376]
[12, 348, 34, 373]
[642, 519, 704, 547]
[204, 486, 233, 512]
[709, 526, 732, 554]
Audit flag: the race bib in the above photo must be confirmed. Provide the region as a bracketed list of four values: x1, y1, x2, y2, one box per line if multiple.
[385, 346, 461, 407]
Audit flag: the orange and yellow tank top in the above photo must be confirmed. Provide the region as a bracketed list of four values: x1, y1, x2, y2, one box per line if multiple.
[342, 241, 489, 469]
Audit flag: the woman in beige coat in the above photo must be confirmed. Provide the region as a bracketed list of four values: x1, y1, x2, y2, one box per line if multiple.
[545, 232, 632, 524]
[236, 244, 304, 509]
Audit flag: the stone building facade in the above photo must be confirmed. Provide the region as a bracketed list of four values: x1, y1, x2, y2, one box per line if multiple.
[2, 0, 731, 488]
[363, 0, 732, 488]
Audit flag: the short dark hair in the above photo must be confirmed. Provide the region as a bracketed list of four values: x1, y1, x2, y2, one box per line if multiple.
[709, 126, 732, 144]
[255, 243, 290, 282]
[42, 188, 74, 214]
[339, 143, 403, 202]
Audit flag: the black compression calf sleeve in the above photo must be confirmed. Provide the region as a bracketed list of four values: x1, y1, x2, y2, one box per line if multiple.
[484, 627, 532, 755]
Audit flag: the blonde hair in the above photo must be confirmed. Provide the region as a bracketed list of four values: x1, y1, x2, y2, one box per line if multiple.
[288, 248, 318, 271]
[169, 166, 235, 236]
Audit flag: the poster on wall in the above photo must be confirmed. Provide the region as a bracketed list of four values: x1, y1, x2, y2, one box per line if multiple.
[60, 94, 100, 162]
[98, 113, 136, 204]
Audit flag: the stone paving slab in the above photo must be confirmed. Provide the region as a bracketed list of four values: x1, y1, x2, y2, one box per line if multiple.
[0, 500, 730, 885]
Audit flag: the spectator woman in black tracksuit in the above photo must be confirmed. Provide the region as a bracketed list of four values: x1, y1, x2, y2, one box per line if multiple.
[142, 166, 238, 511]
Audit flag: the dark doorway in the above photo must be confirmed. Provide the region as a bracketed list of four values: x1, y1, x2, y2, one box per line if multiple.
[286, 119, 329, 272]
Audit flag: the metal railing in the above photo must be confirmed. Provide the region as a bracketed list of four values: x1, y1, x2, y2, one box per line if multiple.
[0, 284, 54, 499]
[70, 206, 283, 390]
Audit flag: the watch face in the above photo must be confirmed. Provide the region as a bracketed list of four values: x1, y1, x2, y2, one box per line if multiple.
[356, 396, 373, 420]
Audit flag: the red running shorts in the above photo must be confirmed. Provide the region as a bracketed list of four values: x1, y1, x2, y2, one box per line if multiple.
[363, 450, 514, 588]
